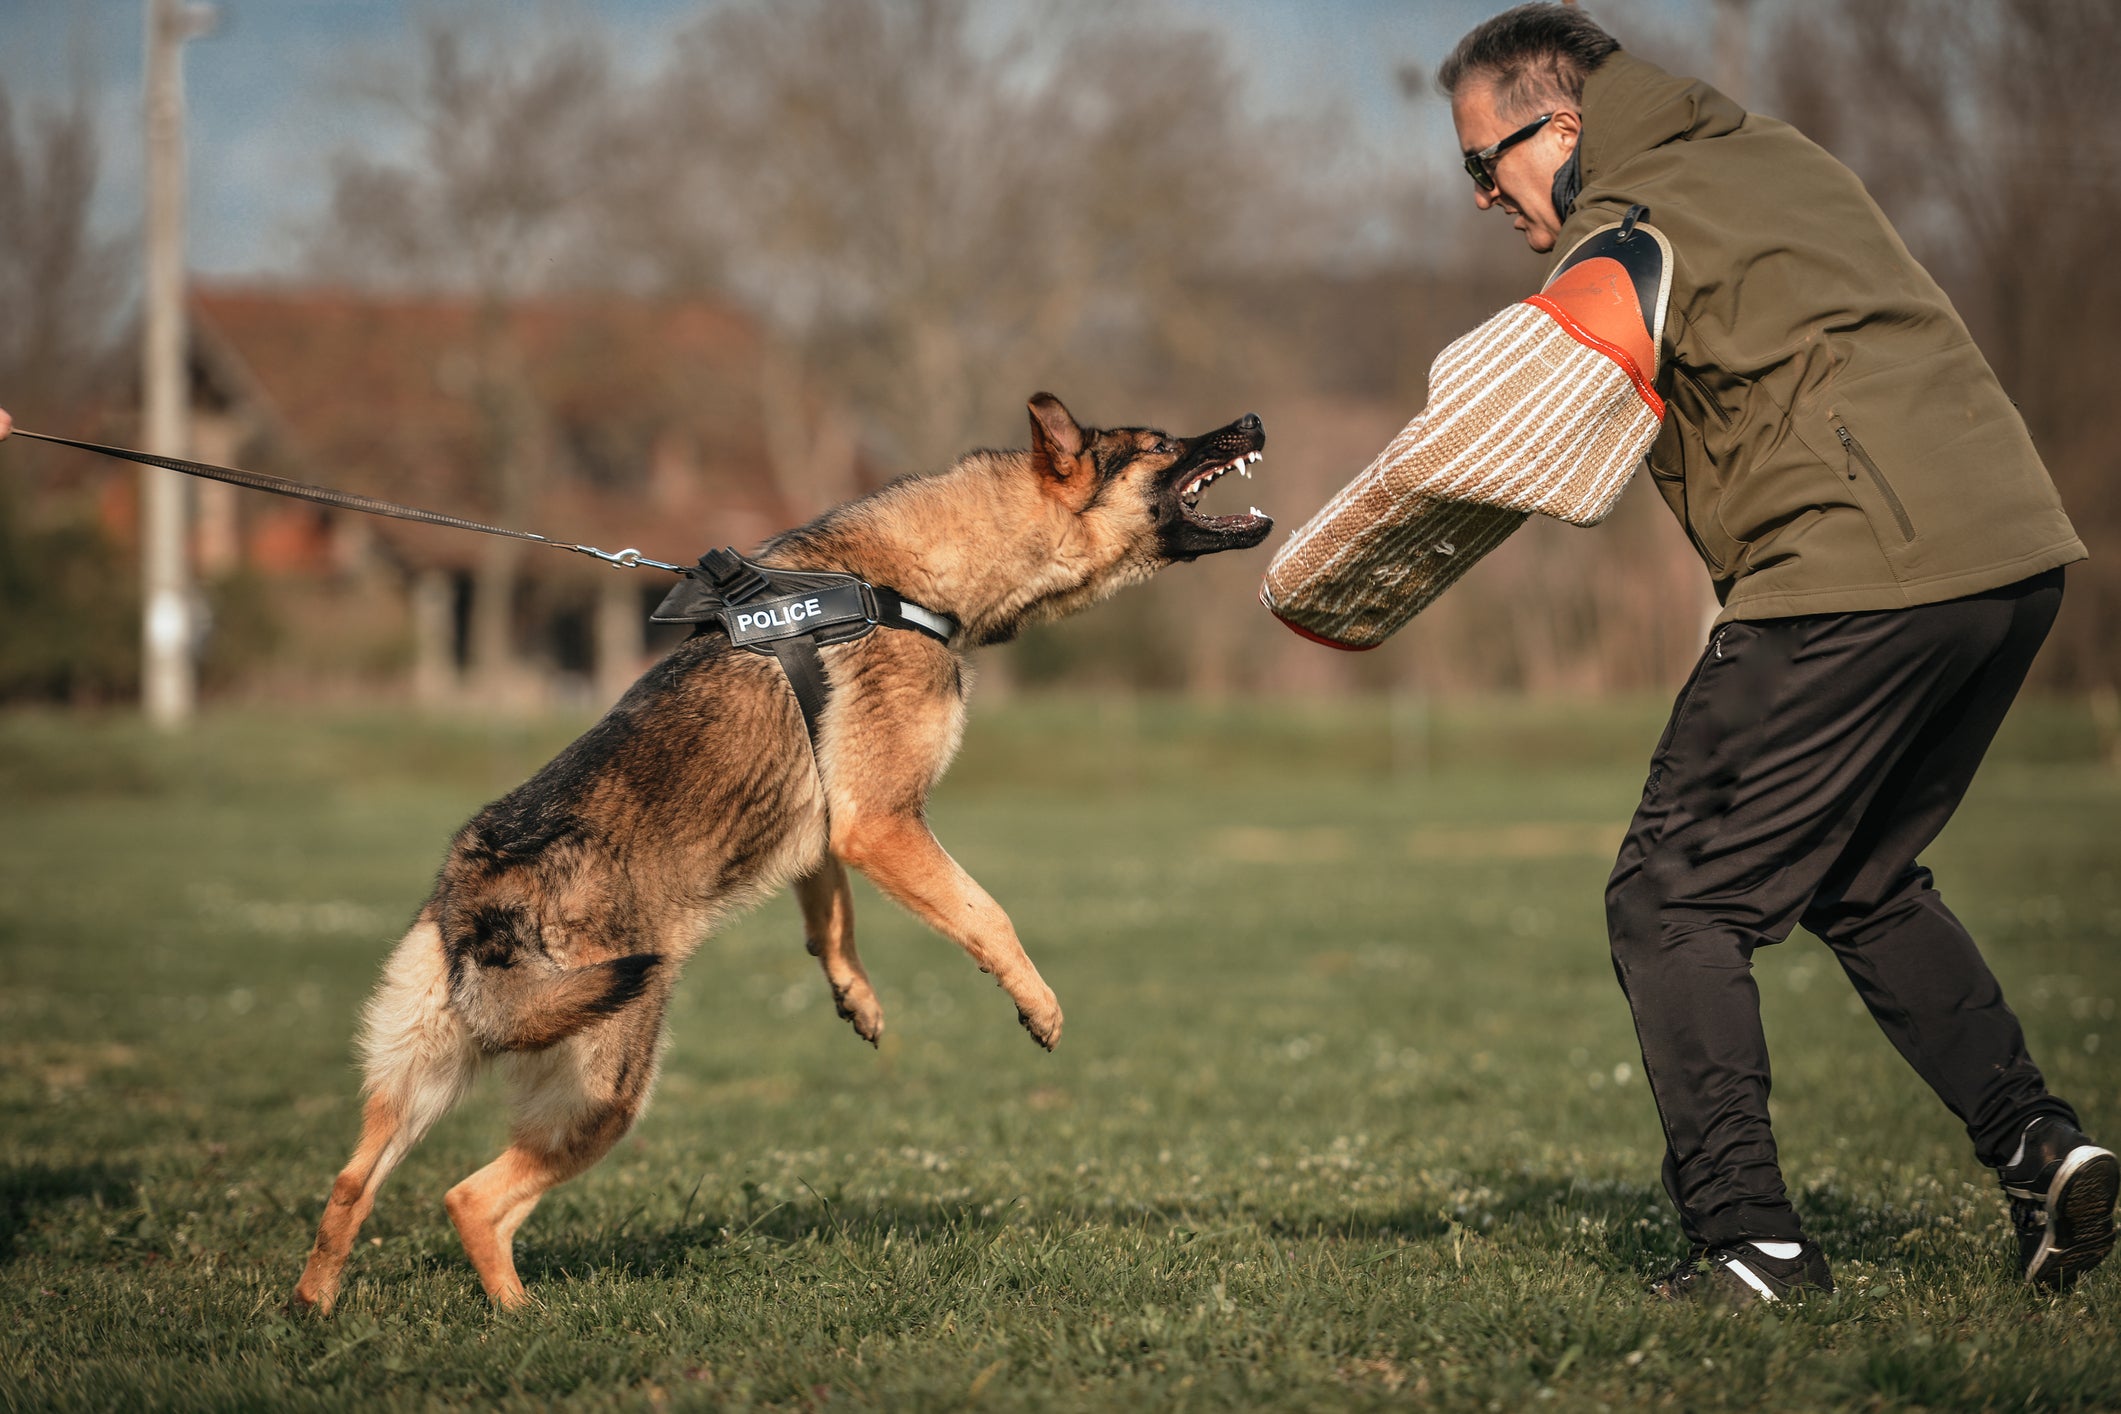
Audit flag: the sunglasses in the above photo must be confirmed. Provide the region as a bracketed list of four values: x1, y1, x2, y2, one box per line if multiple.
[1463, 112, 1554, 191]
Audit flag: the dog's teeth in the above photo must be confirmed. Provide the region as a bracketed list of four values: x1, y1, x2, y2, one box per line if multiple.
[1251, 506, 1265, 517]
[1248, 451, 1263, 463]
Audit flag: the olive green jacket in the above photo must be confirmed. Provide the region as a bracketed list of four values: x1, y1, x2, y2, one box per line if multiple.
[1556, 52, 2084, 622]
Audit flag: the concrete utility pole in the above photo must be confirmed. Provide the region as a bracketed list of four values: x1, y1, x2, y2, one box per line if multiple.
[140, 0, 215, 727]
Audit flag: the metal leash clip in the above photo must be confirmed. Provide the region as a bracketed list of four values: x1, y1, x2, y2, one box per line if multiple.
[574, 544, 685, 572]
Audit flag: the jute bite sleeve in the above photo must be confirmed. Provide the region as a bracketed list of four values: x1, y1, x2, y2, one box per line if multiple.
[1261, 215, 1672, 650]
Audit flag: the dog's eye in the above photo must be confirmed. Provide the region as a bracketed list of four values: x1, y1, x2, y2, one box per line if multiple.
[1156, 440, 1177, 455]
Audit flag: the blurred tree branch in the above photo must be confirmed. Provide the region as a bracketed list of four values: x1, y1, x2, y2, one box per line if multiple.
[621, 0, 1330, 471]
[305, 17, 629, 698]
[307, 16, 624, 298]
[0, 83, 127, 431]
[0, 82, 137, 703]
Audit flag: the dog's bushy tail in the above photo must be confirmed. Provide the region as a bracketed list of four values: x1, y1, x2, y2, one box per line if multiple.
[453, 949, 662, 1051]
[356, 918, 482, 1149]
[433, 900, 661, 1051]
[356, 915, 661, 1140]
[358, 907, 660, 1120]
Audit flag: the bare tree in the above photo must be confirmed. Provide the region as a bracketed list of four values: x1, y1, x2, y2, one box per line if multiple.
[308, 17, 622, 298]
[627, 0, 1325, 473]
[0, 83, 127, 434]
[0, 82, 136, 703]
[308, 17, 624, 700]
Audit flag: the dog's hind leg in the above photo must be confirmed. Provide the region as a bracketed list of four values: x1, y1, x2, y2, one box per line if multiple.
[289, 1092, 413, 1316]
[292, 918, 480, 1315]
[796, 857, 882, 1044]
[445, 999, 662, 1309]
[837, 813, 1062, 1050]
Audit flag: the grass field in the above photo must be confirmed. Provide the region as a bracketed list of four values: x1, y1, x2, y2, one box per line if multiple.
[3, 696, 2118, 1411]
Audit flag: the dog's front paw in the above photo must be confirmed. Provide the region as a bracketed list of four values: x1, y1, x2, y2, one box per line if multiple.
[832, 979, 885, 1047]
[1016, 990, 1063, 1051]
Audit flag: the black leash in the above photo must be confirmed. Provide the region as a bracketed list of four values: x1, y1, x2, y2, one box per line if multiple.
[9, 427, 687, 574]
[13, 425, 961, 810]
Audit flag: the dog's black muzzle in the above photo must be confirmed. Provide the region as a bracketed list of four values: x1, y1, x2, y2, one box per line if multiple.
[1158, 413, 1271, 562]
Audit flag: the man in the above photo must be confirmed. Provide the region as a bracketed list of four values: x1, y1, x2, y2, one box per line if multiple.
[1438, 4, 2113, 1303]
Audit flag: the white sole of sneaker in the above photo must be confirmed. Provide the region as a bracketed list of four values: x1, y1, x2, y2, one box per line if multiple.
[2024, 1145, 2119, 1289]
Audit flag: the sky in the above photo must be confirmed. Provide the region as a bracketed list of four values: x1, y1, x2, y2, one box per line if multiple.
[0, 0, 1748, 280]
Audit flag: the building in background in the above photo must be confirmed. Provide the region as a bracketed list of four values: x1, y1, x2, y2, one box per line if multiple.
[115, 288, 865, 707]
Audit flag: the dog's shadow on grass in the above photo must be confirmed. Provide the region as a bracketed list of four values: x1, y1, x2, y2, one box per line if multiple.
[516, 1198, 1018, 1285]
[1257, 1169, 1780, 1276]
[513, 1172, 1682, 1285]
[1254, 1168, 1668, 1237]
[510, 1170, 1956, 1287]
[0, 1161, 139, 1263]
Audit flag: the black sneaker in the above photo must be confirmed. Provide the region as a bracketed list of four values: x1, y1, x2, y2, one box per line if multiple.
[1998, 1115, 2118, 1289]
[1651, 1240, 1834, 1306]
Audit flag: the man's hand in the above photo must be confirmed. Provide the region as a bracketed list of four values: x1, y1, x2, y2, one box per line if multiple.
[0, 407, 13, 440]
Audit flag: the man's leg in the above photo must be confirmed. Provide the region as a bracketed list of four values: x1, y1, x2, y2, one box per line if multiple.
[1798, 572, 2112, 1287]
[1800, 572, 2073, 1165]
[1607, 591, 2030, 1249]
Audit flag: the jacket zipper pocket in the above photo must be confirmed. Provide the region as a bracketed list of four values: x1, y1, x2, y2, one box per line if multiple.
[1836, 424, 1915, 540]
[1672, 363, 1732, 426]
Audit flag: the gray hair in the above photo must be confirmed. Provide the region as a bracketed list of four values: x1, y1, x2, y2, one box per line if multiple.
[1437, 3, 1621, 118]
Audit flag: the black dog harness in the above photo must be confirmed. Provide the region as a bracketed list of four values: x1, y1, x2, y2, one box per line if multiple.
[651, 547, 957, 757]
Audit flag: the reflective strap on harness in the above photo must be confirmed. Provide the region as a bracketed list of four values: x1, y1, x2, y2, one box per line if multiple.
[875, 588, 955, 643]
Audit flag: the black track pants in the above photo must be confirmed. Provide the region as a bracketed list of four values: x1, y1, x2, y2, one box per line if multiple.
[1606, 569, 2073, 1247]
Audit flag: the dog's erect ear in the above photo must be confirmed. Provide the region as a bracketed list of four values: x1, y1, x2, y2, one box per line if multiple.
[1027, 393, 1090, 486]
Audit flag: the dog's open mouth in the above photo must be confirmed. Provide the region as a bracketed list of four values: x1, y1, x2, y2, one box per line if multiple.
[1157, 414, 1271, 560]
[1179, 448, 1268, 534]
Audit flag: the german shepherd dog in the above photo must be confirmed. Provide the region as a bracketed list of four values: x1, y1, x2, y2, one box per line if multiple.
[290, 395, 1269, 1314]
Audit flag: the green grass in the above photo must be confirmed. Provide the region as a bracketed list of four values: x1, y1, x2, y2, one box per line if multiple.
[2, 697, 2118, 1411]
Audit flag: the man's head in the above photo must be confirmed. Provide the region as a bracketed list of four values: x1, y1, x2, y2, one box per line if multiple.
[1439, 4, 1620, 253]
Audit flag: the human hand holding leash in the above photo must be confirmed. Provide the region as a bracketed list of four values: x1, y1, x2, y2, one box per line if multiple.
[0, 406, 14, 439]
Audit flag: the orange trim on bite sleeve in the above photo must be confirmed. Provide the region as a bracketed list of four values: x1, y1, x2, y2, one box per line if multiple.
[1526, 248, 1665, 418]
